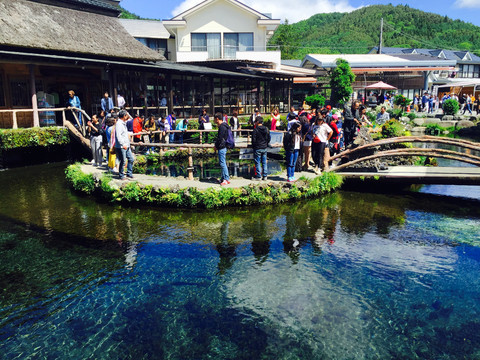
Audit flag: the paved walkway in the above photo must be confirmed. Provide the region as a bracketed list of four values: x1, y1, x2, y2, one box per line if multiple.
[339, 166, 480, 185]
[81, 164, 321, 190]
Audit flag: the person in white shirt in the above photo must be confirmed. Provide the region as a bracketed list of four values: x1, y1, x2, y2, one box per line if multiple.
[117, 93, 126, 109]
[311, 108, 333, 174]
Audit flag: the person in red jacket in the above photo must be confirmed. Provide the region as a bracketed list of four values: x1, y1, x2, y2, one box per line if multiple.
[132, 115, 143, 141]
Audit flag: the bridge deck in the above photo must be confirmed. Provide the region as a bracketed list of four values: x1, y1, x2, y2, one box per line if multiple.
[338, 166, 480, 185]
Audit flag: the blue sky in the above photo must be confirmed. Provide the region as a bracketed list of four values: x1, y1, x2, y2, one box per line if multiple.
[120, 0, 480, 26]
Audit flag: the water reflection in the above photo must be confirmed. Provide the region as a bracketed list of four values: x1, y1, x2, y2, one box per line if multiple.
[1, 164, 480, 359]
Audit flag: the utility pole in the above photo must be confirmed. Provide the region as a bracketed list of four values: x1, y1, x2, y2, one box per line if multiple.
[378, 18, 383, 54]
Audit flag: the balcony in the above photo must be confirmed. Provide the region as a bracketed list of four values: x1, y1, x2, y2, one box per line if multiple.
[175, 45, 281, 66]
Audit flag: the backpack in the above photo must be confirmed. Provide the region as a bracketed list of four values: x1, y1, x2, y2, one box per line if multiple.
[225, 125, 235, 149]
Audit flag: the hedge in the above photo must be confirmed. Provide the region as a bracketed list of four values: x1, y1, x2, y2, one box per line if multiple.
[0, 127, 70, 150]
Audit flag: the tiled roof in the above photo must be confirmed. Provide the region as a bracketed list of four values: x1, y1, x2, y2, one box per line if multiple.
[371, 47, 480, 62]
[68, 0, 119, 11]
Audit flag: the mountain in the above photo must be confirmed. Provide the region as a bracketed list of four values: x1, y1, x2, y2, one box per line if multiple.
[268, 4, 480, 59]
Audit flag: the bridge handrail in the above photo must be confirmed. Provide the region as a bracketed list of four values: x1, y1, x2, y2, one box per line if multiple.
[329, 148, 480, 172]
[330, 136, 480, 162]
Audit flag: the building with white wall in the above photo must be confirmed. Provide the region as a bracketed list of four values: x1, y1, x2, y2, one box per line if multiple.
[162, 0, 281, 67]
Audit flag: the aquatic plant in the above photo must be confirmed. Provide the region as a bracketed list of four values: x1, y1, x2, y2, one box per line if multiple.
[65, 164, 343, 209]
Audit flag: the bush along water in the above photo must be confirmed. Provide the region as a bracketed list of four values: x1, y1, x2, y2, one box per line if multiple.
[65, 163, 343, 209]
[0, 127, 70, 150]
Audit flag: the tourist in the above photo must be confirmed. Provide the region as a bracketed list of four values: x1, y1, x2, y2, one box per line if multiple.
[166, 111, 176, 143]
[159, 93, 167, 107]
[287, 106, 299, 130]
[270, 107, 280, 131]
[159, 116, 170, 144]
[464, 94, 473, 115]
[283, 122, 302, 182]
[249, 108, 261, 126]
[376, 106, 390, 125]
[117, 93, 125, 109]
[114, 109, 134, 180]
[132, 114, 143, 150]
[302, 111, 314, 171]
[86, 114, 104, 167]
[101, 92, 114, 113]
[175, 118, 188, 144]
[198, 108, 209, 130]
[214, 112, 230, 186]
[359, 105, 372, 126]
[328, 114, 340, 159]
[251, 116, 270, 181]
[144, 115, 158, 152]
[105, 117, 117, 173]
[421, 92, 428, 112]
[229, 110, 240, 139]
[67, 90, 82, 126]
[311, 109, 333, 174]
[343, 101, 361, 148]
[413, 94, 420, 112]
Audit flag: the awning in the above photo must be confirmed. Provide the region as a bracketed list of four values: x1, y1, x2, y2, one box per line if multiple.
[294, 77, 318, 84]
[364, 81, 397, 90]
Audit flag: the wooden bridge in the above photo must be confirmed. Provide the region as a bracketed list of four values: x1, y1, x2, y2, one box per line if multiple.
[328, 136, 480, 186]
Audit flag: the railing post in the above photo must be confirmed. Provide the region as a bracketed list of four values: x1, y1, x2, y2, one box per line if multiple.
[247, 131, 250, 145]
[199, 131, 203, 144]
[12, 111, 18, 129]
[187, 147, 194, 180]
[62, 110, 67, 126]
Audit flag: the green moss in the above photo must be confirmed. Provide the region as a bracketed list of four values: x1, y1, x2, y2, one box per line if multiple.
[65, 163, 343, 209]
[0, 127, 70, 150]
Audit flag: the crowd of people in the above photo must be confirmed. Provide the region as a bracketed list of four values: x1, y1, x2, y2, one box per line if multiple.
[74, 89, 383, 183]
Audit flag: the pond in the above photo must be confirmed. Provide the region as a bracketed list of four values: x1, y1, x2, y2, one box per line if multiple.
[0, 163, 480, 359]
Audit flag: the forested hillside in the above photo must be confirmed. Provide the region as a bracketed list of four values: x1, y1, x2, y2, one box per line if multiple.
[268, 4, 480, 59]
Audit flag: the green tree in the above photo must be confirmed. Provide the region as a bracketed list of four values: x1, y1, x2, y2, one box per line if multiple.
[329, 59, 355, 106]
[304, 94, 325, 109]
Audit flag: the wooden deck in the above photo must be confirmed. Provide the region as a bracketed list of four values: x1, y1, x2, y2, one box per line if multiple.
[337, 166, 480, 185]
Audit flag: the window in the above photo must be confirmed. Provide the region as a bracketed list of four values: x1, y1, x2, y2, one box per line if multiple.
[10, 79, 29, 107]
[135, 38, 168, 58]
[223, 33, 254, 58]
[0, 76, 5, 107]
[191, 33, 221, 59]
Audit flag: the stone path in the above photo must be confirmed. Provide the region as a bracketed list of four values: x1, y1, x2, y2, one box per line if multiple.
[81, 164, 321, 190]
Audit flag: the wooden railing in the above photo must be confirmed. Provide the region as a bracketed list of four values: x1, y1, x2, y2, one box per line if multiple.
[0, 107, 90, 136]
[128, 141, 283, 180]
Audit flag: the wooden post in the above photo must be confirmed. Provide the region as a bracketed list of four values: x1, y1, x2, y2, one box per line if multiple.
[188, 147, 194, 180]
[12, 111, 18, 129]
[247, 131, 250, 144]
[199, 131, 203, 144]
[167, 74, 173, 114]
[62, 109, 67, 126]
[29, 64, 40, 127]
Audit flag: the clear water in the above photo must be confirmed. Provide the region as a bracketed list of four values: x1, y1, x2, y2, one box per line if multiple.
[1, 163, 480, 359]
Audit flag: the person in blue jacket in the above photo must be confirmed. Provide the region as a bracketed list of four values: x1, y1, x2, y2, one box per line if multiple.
[67, 90, 82, 126]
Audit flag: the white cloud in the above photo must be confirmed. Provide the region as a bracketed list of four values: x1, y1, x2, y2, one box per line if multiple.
[172, 0, 358, 23]
[454, 0, 480, 7]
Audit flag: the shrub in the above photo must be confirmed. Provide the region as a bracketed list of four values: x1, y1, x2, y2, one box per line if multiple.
[305, 94, 325, 109]
[393, 94, 412, 111]
[65, 164, 95, 194]
[442, 99, 459, 115]
[0, 127, 70, 150]
[381, 119, 406, 138]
